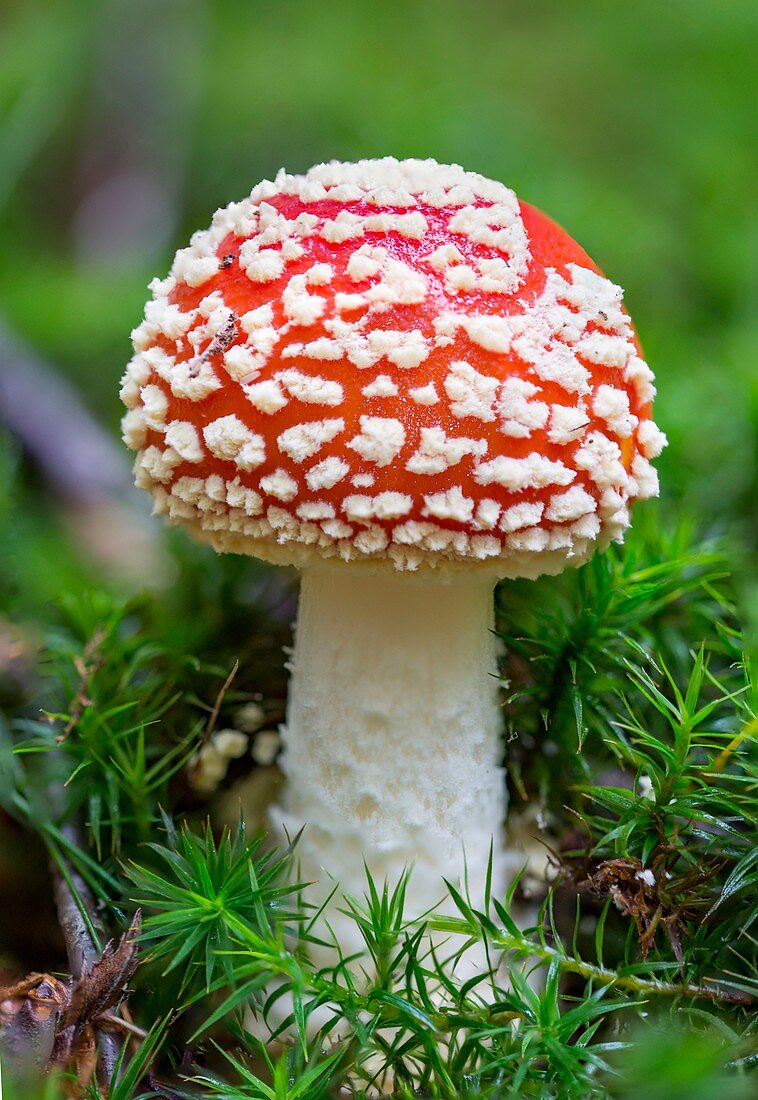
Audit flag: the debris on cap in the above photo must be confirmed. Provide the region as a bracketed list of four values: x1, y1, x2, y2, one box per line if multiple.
[121, 158, 666, 577]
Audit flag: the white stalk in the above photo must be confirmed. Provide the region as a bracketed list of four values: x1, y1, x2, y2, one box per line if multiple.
[272, 564, 508, 952]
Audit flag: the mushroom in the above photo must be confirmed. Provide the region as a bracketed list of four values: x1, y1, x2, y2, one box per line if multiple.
[120, 158, 666, 944]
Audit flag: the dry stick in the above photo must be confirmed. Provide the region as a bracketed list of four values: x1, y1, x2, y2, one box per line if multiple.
[0, 324, 132, 503]
[0, 321, 167, 585]
[99, 1013, 147, 1041]
[204, 658, 240, 740]
[47, 626, 124, 1085]
[50, 820, 123, 1088]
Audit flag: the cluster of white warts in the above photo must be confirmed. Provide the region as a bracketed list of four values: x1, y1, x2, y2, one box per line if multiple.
[121, 159, 666, 573]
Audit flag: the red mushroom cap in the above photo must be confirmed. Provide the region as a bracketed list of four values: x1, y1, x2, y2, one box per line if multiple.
[121, 159, 666, 574]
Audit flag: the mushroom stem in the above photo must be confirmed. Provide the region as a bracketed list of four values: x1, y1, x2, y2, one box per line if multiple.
[274, 565, 507, 945]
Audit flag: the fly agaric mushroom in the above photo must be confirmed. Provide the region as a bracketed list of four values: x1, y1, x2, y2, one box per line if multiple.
[120, 158, 665, 939]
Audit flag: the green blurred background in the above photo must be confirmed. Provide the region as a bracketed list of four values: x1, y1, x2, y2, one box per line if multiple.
[0, 0, 756, 592]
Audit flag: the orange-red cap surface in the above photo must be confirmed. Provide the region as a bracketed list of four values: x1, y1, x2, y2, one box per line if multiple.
[121, 159, 666, 575]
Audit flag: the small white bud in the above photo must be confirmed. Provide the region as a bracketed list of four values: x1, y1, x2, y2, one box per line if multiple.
[251, 729, 281, 766]
[189, 744, 229, 794]
[212, 729, 249, 759]
[235, 702, 266, 733]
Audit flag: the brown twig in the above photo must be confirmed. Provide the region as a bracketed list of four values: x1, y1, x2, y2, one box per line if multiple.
[204, 658, 240, 739]
[58, 628, 107, 741]
[0, 324, 133, 503]
[99, 1012, 148, 1040]
[50, 820, 123, 1088]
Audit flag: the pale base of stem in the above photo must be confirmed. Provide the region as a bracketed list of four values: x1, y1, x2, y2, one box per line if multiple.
[270, 564, 509, 957]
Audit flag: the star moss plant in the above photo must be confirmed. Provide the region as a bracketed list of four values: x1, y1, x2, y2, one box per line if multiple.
[0, 445, 755, 1097]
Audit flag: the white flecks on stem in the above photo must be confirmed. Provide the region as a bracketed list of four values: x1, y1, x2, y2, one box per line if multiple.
[273, 567, 507, 955]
